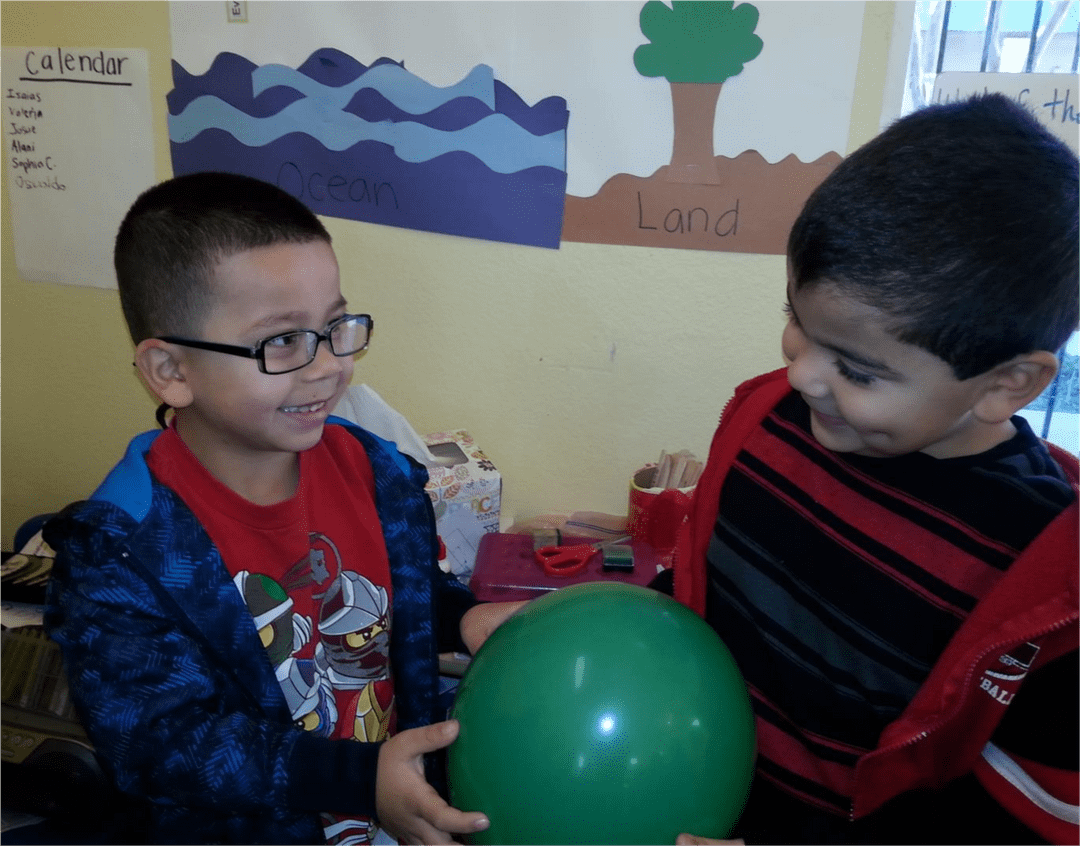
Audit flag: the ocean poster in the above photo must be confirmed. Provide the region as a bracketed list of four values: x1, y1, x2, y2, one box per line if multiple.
[167, 48, 570, 248]
[168, 1, 864, 255]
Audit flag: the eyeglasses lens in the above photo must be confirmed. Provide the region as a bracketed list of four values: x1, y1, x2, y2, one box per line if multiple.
[262, 333, 316, 373]
[261, 316, 370, 374]
[330, 317, 369, 357]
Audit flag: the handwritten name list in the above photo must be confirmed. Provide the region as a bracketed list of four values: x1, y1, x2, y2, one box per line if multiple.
[4, 47, 154, 288]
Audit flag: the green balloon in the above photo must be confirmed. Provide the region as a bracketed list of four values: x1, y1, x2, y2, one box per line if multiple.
[448, 581, 755, 845]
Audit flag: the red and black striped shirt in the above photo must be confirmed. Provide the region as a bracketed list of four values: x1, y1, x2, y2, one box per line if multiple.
[704, 391, 1074, 822]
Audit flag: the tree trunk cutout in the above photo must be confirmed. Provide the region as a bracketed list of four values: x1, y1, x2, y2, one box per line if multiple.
[668, 82, 723, 184]
[634, 1, 764, 187]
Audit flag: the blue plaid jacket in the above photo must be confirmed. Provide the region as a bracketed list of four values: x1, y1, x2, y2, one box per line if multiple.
[44, 420, 476, 844]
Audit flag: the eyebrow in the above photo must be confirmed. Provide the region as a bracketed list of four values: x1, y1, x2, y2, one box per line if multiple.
[822, 341, 899, 376]
[786, 296, 901, 377]
[249, 298, 349, 331]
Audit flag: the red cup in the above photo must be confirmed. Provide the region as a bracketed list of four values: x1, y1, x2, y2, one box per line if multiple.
[628, 467, 693, 552]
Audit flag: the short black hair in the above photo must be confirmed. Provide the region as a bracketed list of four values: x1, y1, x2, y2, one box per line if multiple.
[114, 172, 331, 344]
[788, 93, 1078, 380]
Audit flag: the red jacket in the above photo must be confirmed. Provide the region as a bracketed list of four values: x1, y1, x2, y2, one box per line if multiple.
[674, 368, 1079, 844]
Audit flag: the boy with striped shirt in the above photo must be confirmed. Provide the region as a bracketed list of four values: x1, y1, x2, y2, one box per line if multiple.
[668, 94, 1078, 844]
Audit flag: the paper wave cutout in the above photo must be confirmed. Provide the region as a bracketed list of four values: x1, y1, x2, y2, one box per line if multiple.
[171, 129, 568, 247]
[251, 61, 497, 112]
[295, 48, 401, 88]
[343, 81, 568, 136]
[168, 48, 569, 249]
[168, 50, 403, 115]
[170, 95, 564, 174]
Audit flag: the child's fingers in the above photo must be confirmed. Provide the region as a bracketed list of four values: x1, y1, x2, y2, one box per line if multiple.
[393, 719, 460, 758]
[418, 806, 490, 843]
[392, 773, 490, 844]
[422, 719, 460, 752]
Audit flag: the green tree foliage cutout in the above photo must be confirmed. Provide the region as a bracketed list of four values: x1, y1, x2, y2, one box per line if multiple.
[634, 0, 763, 83]
[635, 1, 763, 183]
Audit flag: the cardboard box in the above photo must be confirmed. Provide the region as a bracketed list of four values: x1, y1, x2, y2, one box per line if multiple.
[423, 430, 501, 584]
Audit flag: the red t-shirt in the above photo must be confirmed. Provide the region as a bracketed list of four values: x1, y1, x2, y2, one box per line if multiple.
[148, 424, 395, 844]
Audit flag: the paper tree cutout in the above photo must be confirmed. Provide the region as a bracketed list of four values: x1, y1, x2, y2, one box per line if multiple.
[634, 1, 763, 184]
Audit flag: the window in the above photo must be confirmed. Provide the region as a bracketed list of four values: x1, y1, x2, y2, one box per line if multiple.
[905, 0, 1079, 113]
[896, 1, 1079, 455]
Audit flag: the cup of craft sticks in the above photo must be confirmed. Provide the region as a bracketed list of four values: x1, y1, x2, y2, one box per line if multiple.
[627, 450, 701, 550]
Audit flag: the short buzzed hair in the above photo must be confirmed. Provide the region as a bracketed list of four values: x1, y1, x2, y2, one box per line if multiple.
[114, 172, 331, 344]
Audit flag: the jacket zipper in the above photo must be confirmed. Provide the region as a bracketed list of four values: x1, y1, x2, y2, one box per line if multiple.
[849, 614, 1076, 822]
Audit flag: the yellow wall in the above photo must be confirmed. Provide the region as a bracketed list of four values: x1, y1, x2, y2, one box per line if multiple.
[1, 1, 896, 549]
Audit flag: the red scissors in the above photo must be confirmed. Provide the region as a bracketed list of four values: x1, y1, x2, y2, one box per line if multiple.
[534, 544, 599, 577]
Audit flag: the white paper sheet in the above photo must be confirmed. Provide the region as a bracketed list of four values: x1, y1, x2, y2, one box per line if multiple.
[168, 1, 864, 199]
[3, 46, 156, 288]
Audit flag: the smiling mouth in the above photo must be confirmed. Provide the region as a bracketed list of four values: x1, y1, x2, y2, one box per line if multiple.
[810, 408, 848, 428]
[282, 401, 327, 414]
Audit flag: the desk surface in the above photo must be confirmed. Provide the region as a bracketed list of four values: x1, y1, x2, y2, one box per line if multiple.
[469, 533, 669, 602]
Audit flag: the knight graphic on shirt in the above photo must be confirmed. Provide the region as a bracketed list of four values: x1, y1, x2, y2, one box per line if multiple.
[235, 547, 395, 846]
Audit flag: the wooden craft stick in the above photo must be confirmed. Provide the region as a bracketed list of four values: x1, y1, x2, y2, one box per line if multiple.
[670, 452, 688, 490]
[655, 453, 672, 489]
[653, 450, 667, 488]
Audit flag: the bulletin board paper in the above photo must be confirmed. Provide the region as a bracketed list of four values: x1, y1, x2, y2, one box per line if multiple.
[169, 2, 862, 194]
[168, 1, 864, 255]
[167, 50, 569, 248]
[3, 47, 155, 289]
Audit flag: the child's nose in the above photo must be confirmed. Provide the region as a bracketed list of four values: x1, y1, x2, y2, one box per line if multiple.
[305, 336, 347, 378]
[783, 328, 829, 399]
[787, 353, 827, 398]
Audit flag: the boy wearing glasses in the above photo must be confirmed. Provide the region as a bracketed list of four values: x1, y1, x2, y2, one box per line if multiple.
[43, 172, 501, 845]
[668, 94, 1077, 844]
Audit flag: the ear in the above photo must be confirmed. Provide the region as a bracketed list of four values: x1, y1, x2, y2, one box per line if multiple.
[971, 351, 1059, 425]
[133, 339, 195, 410]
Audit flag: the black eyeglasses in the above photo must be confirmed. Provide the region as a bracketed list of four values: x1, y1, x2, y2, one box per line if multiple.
[158, 313, 373, 374]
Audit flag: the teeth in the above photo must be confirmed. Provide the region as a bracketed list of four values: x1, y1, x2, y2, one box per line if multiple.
[284, 401, 325, 413]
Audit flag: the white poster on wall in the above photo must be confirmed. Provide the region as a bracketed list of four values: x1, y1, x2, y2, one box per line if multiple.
[3, 46, 155, 289]
[169, 1, 864, 197]
[167, 1, 865, 253]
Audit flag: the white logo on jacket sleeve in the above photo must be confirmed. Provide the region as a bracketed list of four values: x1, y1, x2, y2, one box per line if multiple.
[979, 642, 1040, 705]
